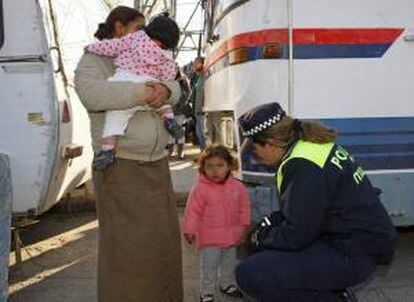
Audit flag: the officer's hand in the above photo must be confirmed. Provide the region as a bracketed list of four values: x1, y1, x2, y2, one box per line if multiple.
[249, 211, 285, 253]
[249, 216, 273, 253]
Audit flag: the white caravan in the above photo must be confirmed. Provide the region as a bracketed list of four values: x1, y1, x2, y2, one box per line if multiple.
[202, 0, 414, 225]
[0, 1, 120, 216]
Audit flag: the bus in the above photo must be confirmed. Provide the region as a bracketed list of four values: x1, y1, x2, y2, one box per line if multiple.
[202, 0, 414, 225]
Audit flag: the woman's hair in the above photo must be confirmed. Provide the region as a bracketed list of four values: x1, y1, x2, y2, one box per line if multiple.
[198, 145, 239, 175]
[252, 115, 337, 146]
[94, 6, 144, 40]
[144, 12, 180, 49]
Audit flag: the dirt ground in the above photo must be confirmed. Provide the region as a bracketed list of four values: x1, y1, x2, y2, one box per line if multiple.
[7, 210, 414, 302]
[7, 145, 414, 301]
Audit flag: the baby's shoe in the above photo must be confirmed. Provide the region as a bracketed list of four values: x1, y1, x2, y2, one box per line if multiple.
[164, 118, 184, 140]
[93, 149, 115, 171]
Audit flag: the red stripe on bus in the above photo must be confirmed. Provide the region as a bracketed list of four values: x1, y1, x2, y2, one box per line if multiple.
[206, 28, 403, 68]
[296, 28, 403, 44]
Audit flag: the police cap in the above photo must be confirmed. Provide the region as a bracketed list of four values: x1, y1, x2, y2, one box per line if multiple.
[238, 102, 286, 138]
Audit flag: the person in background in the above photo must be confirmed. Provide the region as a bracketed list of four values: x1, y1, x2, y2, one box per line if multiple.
[206, 111, 223, 145]
[167, 67, 191, 159]
[236, 102, 397, 302]
[191, 56, 207, 150]
[183, 145, 251, 302]
[85, 12, 183, 170]
[180, 61, 198, 145]
[74, 6, 183, 302]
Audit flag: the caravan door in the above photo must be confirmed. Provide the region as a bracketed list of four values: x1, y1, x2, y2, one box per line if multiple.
[0, 0, 59, 215]
[0, 0, 99, 216]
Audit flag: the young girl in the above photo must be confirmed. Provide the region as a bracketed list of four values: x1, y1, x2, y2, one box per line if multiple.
[183, 145, 251, 302]
[86, 13, 183, 170]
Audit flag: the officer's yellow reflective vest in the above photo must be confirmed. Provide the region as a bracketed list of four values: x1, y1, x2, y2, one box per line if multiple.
[276, 140, 335, 193]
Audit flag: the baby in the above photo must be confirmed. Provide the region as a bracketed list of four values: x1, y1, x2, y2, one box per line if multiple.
[86, 13, 183, 170]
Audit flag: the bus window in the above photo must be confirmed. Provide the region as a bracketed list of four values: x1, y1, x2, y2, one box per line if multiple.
[203, 0, 249, 43]
[214, 0, 249, 26]
[0, 1, 3, 49]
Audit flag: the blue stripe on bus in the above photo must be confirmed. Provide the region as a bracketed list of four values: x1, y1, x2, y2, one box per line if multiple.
[356, 156, 414, 170]
[248, 43, 392, 60]
[293, 44, 392, 59]
[357, 152, 414, 158]
[319, 117, 414, 170]
[321, 117, 414, 132]
[339, 135, 414, 146]
[348, 143, 414, 153]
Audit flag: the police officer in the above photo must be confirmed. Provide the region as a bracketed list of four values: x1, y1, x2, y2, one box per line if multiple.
[235, 102, 397, 302]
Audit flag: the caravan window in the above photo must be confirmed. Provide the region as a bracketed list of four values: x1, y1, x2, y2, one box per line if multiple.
[0, 1, 3, 48]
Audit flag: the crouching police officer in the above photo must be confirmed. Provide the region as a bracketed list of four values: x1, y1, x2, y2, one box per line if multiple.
[235, 102, 397, 302]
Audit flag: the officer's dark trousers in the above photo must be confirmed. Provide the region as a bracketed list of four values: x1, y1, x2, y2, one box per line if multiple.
[235, 241, 376, 302]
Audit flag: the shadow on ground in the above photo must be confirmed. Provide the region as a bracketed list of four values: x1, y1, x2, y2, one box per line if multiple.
[9, 214, 98, 302]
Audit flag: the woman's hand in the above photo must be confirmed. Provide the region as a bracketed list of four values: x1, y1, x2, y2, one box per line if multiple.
[145, 82, 171, 108]
[184, 233, 196, 245]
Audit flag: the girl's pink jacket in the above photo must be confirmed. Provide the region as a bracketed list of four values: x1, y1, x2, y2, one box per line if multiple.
[183, 174, 251, 248]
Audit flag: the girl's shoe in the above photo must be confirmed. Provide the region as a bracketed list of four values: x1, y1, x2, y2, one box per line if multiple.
[200, 294, 214, 302]
[220, 285, 243, 298]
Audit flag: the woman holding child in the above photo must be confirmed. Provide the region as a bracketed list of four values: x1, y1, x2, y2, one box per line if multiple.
[74, 6, 183, 302]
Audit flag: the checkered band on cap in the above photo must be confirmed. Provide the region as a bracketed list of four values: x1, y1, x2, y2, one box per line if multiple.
[242, 113, 284, 136]
[238, 102, 286, 138]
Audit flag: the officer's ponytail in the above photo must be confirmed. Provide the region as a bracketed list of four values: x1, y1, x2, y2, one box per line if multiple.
[299, 120, 337, 143]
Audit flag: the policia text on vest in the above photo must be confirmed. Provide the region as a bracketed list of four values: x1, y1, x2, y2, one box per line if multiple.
[330, 146, 366, 185]
[277, 141, 366, 192]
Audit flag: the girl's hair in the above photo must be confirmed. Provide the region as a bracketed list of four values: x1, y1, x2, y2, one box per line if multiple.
[198, 145, 239, 175]
[94, 6, 144, 40]
[144, 12, 180, 50]
[252, 115, 337, 147]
